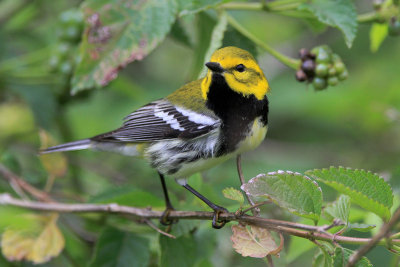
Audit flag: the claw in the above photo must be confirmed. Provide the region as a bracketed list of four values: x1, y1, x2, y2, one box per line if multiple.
[211, 206, 229, 229]
[160, 207, 178, 226]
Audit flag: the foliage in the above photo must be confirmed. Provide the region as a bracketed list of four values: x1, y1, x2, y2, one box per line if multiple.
[0, 0, 400, 266]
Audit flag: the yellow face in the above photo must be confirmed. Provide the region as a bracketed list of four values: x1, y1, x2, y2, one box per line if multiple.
[201, 46, 270, 100]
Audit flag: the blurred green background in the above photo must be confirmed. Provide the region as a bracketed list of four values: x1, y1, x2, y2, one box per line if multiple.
[0, 0, 399, 266]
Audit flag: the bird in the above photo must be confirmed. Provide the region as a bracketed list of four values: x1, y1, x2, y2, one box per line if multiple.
[40, 46, 270, 229]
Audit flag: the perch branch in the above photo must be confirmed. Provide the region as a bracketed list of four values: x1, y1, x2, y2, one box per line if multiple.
[1, 193, 399, 248]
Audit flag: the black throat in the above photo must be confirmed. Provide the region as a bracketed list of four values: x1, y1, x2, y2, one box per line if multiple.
[206, 73, 269, 155]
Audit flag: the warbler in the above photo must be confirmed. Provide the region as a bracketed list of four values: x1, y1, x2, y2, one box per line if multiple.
[41, 46, 270, 228]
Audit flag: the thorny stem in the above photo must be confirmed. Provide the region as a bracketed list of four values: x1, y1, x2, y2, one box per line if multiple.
[1, 193, 400, 248]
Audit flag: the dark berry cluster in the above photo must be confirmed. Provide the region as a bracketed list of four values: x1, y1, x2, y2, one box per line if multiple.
[49, 9, 83, 76]
[296, 46, 348, 91]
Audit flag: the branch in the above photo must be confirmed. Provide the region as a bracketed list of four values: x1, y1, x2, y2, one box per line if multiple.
[346, 206, 400, 267]
[1, 193, 399, 248]
[0, 164, 53, 202]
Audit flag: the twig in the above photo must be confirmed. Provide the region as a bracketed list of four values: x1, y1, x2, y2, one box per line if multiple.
[0, 164, 53, 202]
[144, 219, 176, 239]
[266, 255, 274, 267]
[241, 201, 270, 214]
[236, 155, 260, 216]
[1, 193, 400, 248]
[225, 11, 301, 70]
[346, 206, 400, 267]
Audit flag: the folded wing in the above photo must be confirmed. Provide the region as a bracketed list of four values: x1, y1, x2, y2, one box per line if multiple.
[92, 100, 220, 143]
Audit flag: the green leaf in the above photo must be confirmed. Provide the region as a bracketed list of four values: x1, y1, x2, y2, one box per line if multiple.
[313, 242, 335, 267]
[313, 248, 333, 267]
[222, 187, 244, 204]
[89, 186, 164, 208]
[160, 234, 197, 267]
[347, 223, 376, 232]
[287, 236, 314, 263]
[324, 195, 351, 225]
[170, 19, 192, 47]
[299, 0, 357, 47]
[333, 247, 372, 267]
[306, 167, 393, 221]
[89, 227, 150, 267]
[72, 0, 178, 94]
[198, 12, 228, 78]
[188, 12, 216, 79]
[242, 171, 323, 223]
[370, 23, 388, 53]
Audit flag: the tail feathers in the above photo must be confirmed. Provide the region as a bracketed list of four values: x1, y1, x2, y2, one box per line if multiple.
[40, 139, 91, 154]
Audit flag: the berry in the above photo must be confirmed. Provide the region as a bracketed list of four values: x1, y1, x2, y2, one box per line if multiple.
[296, 69, 307, 82]
[313, 77, 327, 91]
[338, 70, 348, 81]
[334, 61, 345, 74]
[301, 59, 315, 75]
[328, 77, 339, 86]
[59, 61, 73, 75]
[57, 43, 71, 58]
[316, 49, 330, 64]
[49, 55, 61, 70]
[328, 67, 337, 77]
[315, 64, 329, 77]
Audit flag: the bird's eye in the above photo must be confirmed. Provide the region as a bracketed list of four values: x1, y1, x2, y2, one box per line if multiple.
[235, 64, 245, 72]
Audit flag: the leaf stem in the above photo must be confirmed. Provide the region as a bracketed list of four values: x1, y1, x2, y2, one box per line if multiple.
[357, 11, 382, 23]
[225, 12, 300, 69]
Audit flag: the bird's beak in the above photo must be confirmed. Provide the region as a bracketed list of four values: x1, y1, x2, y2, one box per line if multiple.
[205, 62, 224, 73]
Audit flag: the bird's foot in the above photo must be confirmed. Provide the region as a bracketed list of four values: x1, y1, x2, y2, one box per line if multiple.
[212, 206, 229, 229]
[160, 206, 178, 226]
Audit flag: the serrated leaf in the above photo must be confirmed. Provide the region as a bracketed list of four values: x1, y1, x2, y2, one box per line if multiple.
[324, 195, 351, 225]
[72, 0, 178, 93]
[198, 12, 228, 78]
[370, 23, 388, 53]
[242, 171, 323, 223]
[1, 213, 64, 264]
[89, 227, 150, 267]
[39, 129, 67, 178]
[333, 247, 372, 267]
[231, 224, 281, 258]
[306, 167, 393, 221]
[222, 187, 244, 204]
[298, 0, 357, 47]
[160, 234, 197, 267]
